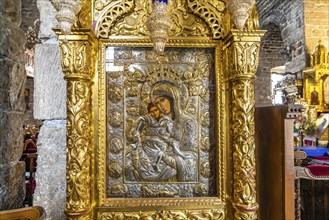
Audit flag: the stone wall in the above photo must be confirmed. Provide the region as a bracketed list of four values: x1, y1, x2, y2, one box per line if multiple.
[255, 23, 285, 106]
[33, 120, 66, 220]
[304, 0, 329, 55]
[257, 0, 305, 73]
[255, 0, 306, 105]
[280, 0, 305, 74]
[32, 1, 67, 219]
[21, 0, 39, 32]
[256, 0, 329, 105]
[24, 77, 36, 123]
[0, 0, 26, 210]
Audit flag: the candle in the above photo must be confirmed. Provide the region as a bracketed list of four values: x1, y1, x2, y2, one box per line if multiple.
[152, 0, 168, 4]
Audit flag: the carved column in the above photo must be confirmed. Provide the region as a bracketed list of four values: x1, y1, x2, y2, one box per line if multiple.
[224, 30, 265, 219]
[58, 30, 97, 220]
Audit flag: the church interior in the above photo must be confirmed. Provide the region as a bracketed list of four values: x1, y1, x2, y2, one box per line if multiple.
[0, 0, 328, 219]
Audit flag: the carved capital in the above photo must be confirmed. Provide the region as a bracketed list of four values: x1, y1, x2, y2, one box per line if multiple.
[58, 30, 97, 80]
[224, 31, 265, 80]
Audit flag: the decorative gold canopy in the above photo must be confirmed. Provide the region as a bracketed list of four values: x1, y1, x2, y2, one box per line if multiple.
[53, 1, 265, 219]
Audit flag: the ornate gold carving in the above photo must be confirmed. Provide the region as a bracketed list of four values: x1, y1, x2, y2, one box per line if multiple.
[60, 41, 91, 78]
[167, 0, 209, 37]
[76, 0, 92, 29]
[230, 79, 258, 213]
[55, 0, 265, 218]
[94, 0, 135, 38]
[224, 30, 265, 219]
[186, 0, 225, 38]
[98, 209, 225, 220]
[66, 79, 92, 213]
[97, 44, 108, 206]
[229, 42, 260, 78]
[94, 0, 225, 38]
[58, 31, 97, 219]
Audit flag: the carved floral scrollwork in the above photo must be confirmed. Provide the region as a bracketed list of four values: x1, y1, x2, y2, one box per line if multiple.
[94, 0, 135, 38]
[66, 80, 92, 212]
[230, 42, 260, 79]
[186, 0, 225, 39]
[60, 41, 91, 78]
[94, 0, 225, 38]
[98, 209, 225, 220]
[225, 32, 263, 219]
[58, 33, 96, 219]
[76, 0, 92, 29]
[231, 79, 257, 208]
[234, 208, 258, 220]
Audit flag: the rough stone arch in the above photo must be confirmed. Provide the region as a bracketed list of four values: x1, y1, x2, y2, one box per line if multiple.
[255, 21, 285, 106]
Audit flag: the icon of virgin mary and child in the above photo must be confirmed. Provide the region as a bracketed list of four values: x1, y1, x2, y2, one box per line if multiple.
[125, 82, 198, 182]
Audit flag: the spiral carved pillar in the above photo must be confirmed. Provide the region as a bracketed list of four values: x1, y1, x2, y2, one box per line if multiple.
[58, 30, 97, 220]
[224, 30, 265, 219]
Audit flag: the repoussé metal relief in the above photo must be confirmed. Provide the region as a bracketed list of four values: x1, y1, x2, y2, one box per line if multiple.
[106, 47, 216, 198]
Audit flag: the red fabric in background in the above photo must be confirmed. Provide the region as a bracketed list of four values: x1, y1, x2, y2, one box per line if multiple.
[310, 156, 329, 161]
[306, 165, 329, 176]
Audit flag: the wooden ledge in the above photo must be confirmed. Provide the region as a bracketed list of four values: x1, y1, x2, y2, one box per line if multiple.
[0, 206, 45, 220]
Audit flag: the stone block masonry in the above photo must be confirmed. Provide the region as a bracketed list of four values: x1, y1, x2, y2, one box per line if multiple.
[304, 0, 329, 53]
[0, 0, 27, 211]
[32, 1, 67, 219]
[34, 44, 66, 120]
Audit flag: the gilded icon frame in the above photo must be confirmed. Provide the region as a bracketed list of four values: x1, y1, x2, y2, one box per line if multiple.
[94, 38, 228, 218]
[58, 1, 264, 219]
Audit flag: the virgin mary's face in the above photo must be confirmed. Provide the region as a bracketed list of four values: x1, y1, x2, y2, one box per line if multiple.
[154, 96, 171, 115]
